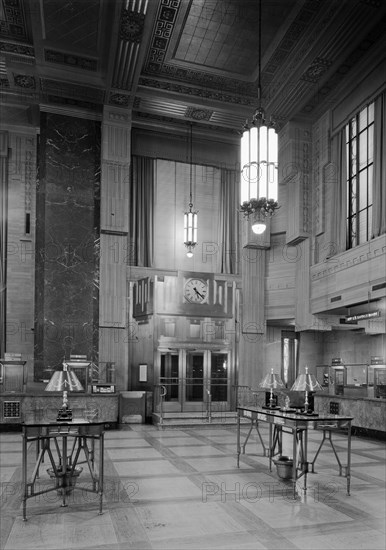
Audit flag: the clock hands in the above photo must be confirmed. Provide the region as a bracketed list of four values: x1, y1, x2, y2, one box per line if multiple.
[193, 287, 205, 300]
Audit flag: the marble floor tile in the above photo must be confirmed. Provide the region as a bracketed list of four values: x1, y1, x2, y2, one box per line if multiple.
[105, 438, 152, 448]
[128, 476, 203, 501]
[105, 430, 145, 439]
[166, 445, 228, 457]
[183, 455, 256, 472]
[189, 428, 237, 437]
[5, 513, 66, 550]
[147, 428, 194, 439]
[351, 463, 386, 481]
[0, 465, 18, 482]
[150, 529, 267, 549]
[1, 424, 384, 550]
[107, 447, 164, 460]
[0, 441, 23, 452]
[113, 459, 184, 477]
[134, 500, 247, 542]
[0, 451, 23, 465]
[240, 496, 353, 528]
[63, 511, 118, 549]
[287, 524, 386, 550]
[149, 437, 206, 446]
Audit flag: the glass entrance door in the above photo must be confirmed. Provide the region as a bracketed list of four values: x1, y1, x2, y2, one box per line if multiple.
[158, 349, 231, 413]
[185, 352, 205, 410]
[159, 352, 180, 411]
[209, 352, 229, 402]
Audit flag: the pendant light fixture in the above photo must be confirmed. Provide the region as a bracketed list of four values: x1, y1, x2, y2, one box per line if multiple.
[184, 123, 198, 258]
[240, 0, 278, 235]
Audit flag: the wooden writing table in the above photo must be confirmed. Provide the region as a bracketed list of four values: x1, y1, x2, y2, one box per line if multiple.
[237, 406, 353, 499]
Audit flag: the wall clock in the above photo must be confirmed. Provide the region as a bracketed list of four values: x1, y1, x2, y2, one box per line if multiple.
[184, 278, 208, 304]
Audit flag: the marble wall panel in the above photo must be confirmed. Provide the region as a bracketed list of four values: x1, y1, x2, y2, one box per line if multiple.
[34, 113, 101, 379]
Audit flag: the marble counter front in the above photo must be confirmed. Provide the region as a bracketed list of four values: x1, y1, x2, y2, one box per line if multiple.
[314, 393, 385, 437]
[0, 393, 118, 427]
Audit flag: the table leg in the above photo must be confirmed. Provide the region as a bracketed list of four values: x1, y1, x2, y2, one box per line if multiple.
[22, 432, 28, 521]
[242, 422, 253, 454]
[236, 411, 240, 468]
[303, 428, 308, 493]
[292, 428, 297, 500]
[347, 422, 352, 496]
[268, 424, 273, 471]
[98, 434, 104, 515]
[61, 435, 68, 507]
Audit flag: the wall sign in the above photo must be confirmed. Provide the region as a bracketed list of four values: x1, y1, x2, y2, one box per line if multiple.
[346, 310, 380, 322]
[139, 364, 147, 382]
[91, 384, 116, 394]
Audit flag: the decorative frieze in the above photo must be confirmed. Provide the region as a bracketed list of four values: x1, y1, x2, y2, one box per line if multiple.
[310, 235, 386, 314]
[311, 236, 386, 281]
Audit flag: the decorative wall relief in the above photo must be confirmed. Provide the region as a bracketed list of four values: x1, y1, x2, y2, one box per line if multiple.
[35, 112, 101, 380]
[281, 121, 312, 245]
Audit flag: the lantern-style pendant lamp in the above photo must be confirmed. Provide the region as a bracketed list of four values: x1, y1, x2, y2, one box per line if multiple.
[240, 110, 278, 205]
[240, 0, 278, 235]
[184, 123, 198, 258]
[184, 206, 198, 258]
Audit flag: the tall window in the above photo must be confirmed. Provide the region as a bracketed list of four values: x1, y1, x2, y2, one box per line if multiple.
[346, 102, 374, 248]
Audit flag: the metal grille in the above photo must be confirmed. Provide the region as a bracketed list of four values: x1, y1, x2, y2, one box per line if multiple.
[3, 401, 21, 418]
[330, 402, 339, 415]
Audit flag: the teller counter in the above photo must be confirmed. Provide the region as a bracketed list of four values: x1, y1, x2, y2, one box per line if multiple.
[0, 392, 118, 428]
[314, 393, 385, 438]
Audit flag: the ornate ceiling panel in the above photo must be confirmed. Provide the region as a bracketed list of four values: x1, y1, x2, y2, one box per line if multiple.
[43, 0, 101, 51]
[0, 0, 30, 41]
[0, 0, 385, 137]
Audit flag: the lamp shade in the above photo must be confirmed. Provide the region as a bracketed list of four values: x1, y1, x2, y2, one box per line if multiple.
[251, 221, 266, 234]
[259, 368, 284, 390]
[45, 364, 84, 392]
[291, 367, 323, 392]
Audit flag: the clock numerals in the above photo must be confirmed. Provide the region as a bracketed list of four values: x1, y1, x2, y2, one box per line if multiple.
[184, 278, 208, 304]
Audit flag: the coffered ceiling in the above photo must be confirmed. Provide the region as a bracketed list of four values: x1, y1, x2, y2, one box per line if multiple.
[1, 0, 386, 137]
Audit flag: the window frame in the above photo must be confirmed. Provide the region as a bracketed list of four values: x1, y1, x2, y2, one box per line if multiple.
[345, 102, 374, 249]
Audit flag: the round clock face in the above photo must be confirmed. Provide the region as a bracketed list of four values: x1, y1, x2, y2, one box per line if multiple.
[184, 278, 208, 304]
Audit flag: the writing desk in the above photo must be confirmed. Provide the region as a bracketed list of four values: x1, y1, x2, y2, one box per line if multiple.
[237, 406, 353, 499]
[22, 420, 105, 521]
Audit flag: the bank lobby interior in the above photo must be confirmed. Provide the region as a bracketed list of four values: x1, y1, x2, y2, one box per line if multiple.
[0, 0, 385, 549]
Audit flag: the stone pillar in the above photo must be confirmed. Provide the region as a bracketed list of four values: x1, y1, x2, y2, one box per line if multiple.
[238, 247, 266, 388]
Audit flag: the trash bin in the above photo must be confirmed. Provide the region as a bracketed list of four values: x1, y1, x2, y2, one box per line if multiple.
[273, 456, 293, 480]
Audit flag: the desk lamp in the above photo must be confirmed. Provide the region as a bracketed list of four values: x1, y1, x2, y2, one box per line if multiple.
[259, 368, 284, 409]
[45, 362, 83, 421]
[291, 366, 323, 415]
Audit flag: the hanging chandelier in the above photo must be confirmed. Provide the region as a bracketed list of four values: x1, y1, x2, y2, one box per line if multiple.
[184, 123, 198, 258]
[240, 0, 278, 235]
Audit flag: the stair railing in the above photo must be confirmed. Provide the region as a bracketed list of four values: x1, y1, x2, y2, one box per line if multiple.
[205, 389, 212, 423]
[153, 384, 167, 425]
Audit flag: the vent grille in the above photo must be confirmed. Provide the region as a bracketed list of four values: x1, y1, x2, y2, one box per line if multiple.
[372, 282, 386, 291]
[3, 401, 21, 418]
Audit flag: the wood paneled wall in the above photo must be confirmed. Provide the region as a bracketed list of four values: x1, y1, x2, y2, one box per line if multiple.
[99, 107, 131, 389]
[3, 130, 36, 379]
